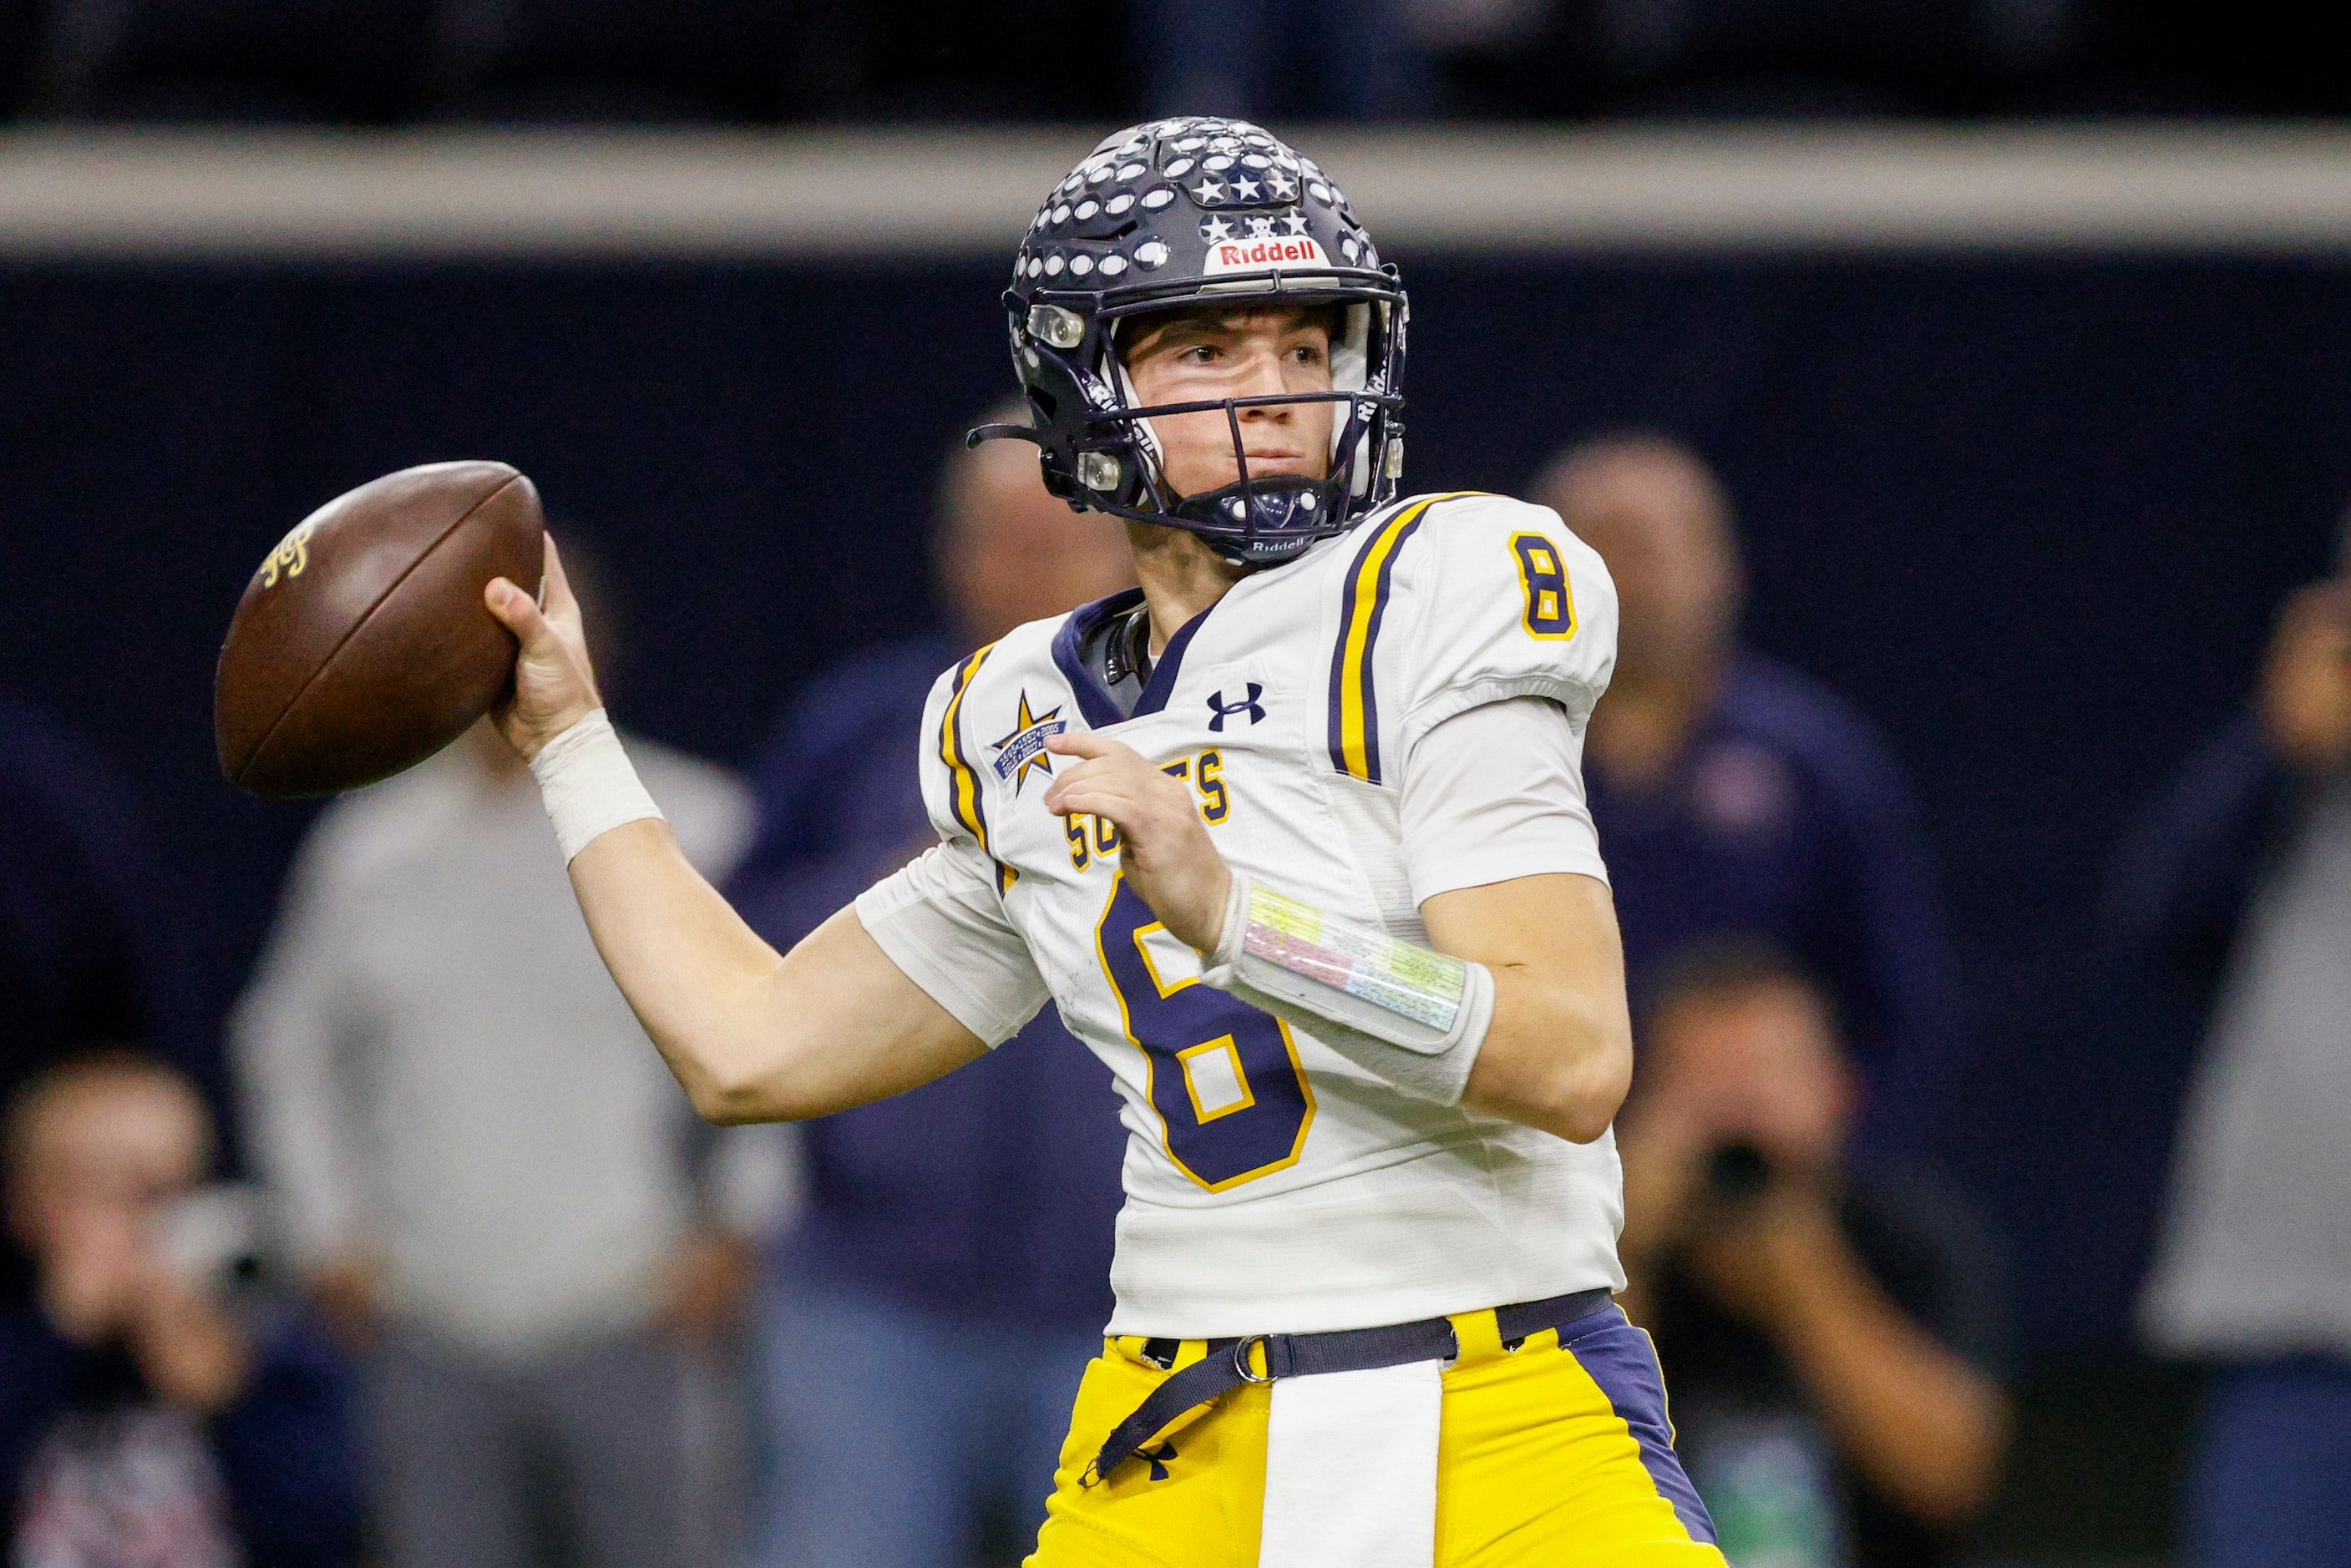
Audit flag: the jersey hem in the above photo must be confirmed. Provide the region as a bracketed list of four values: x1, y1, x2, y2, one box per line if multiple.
[1411, 848, 1612, 903]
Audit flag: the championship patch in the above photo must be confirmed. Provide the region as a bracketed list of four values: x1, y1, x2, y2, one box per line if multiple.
[991, 690, 1067, 794]
[1200, 234, 1331, 276]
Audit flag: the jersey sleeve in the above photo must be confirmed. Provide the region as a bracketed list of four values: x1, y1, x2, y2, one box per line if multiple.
[1388, 493, 1619, 762]
[854, 837, 1051, 1047]
[858, 647, 1048, 1047]
[1400, 695, 1608, 903]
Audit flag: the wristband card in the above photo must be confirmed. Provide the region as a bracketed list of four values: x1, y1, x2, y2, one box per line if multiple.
[1242, 883, 1467, 1033]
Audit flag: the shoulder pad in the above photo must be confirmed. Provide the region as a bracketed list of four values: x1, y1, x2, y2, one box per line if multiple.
[1325, 492, 1618, 784]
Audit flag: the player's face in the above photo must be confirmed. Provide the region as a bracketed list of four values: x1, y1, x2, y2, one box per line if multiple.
[1120, 305, 1337, 499]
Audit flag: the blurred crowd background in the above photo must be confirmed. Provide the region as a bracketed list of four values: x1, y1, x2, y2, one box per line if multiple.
[8, 5, 2351, 1567]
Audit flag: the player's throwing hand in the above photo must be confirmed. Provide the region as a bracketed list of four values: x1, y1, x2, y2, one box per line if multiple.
[484, 536, 605, 761]
[1042, 729, 1233, 953]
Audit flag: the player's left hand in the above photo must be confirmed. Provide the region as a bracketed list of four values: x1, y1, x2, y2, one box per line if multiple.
[1043, 730, 1232, 952]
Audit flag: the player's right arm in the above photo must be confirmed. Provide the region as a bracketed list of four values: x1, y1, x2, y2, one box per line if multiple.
[566, 826, 985, 1122]
[485, 541, 988, 1125]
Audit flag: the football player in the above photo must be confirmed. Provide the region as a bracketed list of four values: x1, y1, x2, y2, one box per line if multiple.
[485, 119, 1725, 1566]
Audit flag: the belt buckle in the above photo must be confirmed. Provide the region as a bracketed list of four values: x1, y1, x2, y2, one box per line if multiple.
[1232, 1333, 1274, 1383]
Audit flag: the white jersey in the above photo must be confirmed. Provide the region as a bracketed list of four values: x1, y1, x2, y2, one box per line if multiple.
[856, 490, 1627, 1338]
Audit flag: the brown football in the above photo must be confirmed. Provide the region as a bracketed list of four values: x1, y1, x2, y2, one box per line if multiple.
[215, 460, 545, 798]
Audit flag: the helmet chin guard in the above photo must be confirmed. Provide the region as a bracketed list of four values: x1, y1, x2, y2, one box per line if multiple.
[973, 117, 1409, 566]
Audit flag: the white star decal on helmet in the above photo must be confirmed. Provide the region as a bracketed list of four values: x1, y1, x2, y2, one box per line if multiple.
[1202, 215, 1234, 241]
[1193, 180, 1224, 204]
[1268, 172, 1297, 199]
[1232, 175, 1261, 200]
[1282, 210, 1310, 235]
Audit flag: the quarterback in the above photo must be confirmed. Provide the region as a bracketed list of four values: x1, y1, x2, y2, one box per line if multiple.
[485, 119, 1723, 1566]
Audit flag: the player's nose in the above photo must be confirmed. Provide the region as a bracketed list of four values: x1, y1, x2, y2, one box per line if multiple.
[1235, 347, 1295, 413]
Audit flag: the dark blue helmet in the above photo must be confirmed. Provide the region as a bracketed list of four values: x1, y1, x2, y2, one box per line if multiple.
[973, 118, 1408, 566]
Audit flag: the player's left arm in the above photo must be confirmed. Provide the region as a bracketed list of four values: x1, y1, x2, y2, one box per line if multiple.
[1421, 873, 1630, 1142]
[1390, 498, 1632, 1139]
[1046, 496, 1636, 1142]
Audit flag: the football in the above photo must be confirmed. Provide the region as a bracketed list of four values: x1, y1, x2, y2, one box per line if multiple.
[214, 460, 545, 798]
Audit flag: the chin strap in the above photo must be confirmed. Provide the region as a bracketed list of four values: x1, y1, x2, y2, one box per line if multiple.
[965, 422, 1043, 448]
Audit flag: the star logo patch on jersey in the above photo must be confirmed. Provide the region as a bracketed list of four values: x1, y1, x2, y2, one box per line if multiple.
[991, 691, 1067, 794]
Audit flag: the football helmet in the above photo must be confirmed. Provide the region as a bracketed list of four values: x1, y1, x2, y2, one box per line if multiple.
[974, 118, 1408, 565]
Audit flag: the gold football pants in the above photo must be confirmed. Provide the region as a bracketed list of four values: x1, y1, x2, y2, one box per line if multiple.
[1026, 1303, 1726, 1567]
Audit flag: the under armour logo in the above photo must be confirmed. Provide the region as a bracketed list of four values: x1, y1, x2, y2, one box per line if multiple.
[1206, 685, 1265, 731]
[1141, 1441, 1179, 1481]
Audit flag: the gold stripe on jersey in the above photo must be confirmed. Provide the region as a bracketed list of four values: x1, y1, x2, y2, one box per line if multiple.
[1327, 492, 1483, 784]
[938, 642, 1016, 891]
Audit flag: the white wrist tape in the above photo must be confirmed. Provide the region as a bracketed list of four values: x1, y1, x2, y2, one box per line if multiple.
[1200, 875, 1495, 1105]
[528, 709, 664, 863]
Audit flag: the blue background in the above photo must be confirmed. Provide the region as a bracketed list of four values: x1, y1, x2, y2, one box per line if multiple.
[6, 252, 2348, 1365]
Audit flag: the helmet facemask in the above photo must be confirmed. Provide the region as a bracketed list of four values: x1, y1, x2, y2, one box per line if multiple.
[1034, 292, 1401, 566]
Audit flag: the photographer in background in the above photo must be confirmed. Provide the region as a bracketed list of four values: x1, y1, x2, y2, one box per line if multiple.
[0, 1054, 357, 1567]
[2120, 514, 2351, 1562]
[1619, 949, 2009, 1568]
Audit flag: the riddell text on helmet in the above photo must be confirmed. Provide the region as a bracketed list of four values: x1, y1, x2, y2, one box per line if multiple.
[1201, 235, 1332, 276]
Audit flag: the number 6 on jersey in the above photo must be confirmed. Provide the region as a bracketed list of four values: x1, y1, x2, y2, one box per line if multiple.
[1095, 876, 1316, 1191]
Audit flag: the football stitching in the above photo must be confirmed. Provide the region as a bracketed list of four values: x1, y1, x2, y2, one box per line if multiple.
[235, 471, 529, 790]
